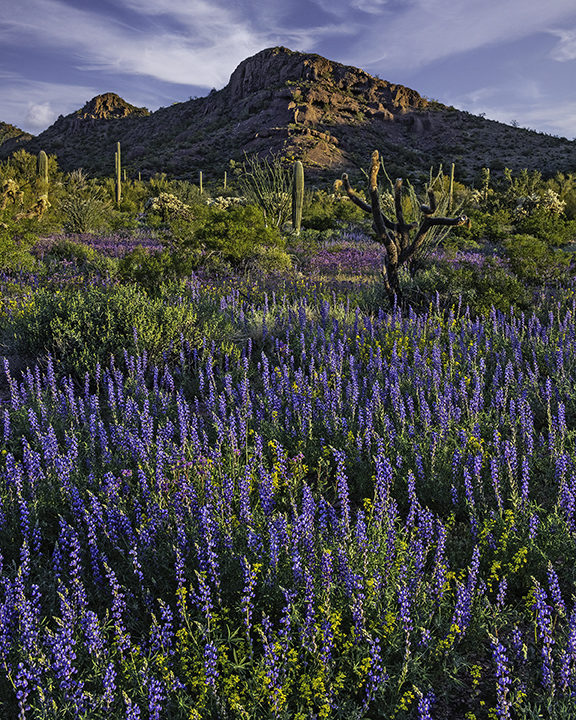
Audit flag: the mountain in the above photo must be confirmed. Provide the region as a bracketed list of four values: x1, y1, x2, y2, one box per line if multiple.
[2, 46, 576, 184]
[0, 122, 34, 156]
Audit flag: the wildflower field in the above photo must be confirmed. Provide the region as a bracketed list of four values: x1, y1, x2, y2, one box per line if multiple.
[0, 227, 575, 720]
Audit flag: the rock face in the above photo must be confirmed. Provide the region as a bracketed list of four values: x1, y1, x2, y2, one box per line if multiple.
[2, 46, 575, 182]
[76, 93, 150, 121]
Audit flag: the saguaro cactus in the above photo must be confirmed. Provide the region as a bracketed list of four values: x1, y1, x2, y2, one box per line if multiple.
[37, 151, 49, 193]
[115, 142, 122, 207]
[342, 151, 469, 307]
[292, 160, 304, 234]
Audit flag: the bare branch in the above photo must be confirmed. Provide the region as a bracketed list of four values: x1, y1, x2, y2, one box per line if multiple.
[399, 214, 469, 264]
[341, 173, 372, 213]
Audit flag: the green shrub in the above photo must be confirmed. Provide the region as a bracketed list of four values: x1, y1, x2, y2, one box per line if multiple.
[189, 204, 284, 264]
[302, 191, 365, 231]
[248, 244, 292, 273]
[504, 234, 571, 284]
[118, 246, 194, 292]
[0, 219, 37, 270]
[514, 208, 576, 247]
[47, 238, 97, 263]
[414, 256, 529, 316]
[8, 283, 201, 379]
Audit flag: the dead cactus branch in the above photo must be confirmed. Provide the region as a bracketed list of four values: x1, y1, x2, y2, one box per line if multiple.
[341, 150, 470, 307]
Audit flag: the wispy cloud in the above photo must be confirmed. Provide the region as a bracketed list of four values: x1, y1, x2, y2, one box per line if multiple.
[338, 0, 576, 70]
[549, 27, 576, 61]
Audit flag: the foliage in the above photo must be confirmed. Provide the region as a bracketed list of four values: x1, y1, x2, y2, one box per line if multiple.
[504, 234, 572, 283]
[61, 170, 112, 233]
[174, 204, 285, 267]
[7, 282, 201, 378]
[0, 219, 37, 270]
[236, 153, 293, 227]
[302, 189, 366, 230]
[413, 252, 529, 315]
[1, 264, 576, 717]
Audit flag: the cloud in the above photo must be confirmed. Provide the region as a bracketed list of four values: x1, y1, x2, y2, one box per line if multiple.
[345, 0, 576, 70]
[1, 0, 347, 91]
[549, 28, 576, 61]
[24, 102, 56, 128]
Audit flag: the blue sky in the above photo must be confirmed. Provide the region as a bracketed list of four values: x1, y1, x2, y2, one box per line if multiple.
[2, 0, 576, 138]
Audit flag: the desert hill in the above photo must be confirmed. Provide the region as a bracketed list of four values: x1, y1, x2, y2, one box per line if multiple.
[2, 46, 575, 184]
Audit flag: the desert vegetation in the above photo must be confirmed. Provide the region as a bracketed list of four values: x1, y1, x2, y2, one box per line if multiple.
[0, 147, 575, 718]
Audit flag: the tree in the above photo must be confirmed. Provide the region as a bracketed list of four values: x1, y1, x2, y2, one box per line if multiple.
[341, 151, 470, 307]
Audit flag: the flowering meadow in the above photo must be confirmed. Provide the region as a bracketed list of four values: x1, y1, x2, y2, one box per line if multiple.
[0, 235, 576, 720]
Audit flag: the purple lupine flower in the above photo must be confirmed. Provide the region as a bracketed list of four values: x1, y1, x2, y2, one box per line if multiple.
[302, 567, 317, 652]
[203, 640, 219, 691]
[417, 689, 436, 720]
[333, 449, 350, 532]
[529, 513, 540, 540]
[299, 484, 316, 559]
[431, 520, 449, 607]
[124, 694, 141, 719]
[362, 636, 387, 711]
[104, 563, 131, 653]
[520, 456, 530, 511]
[103, 661, 116, 709]
[532, 581, 556, 691]
[496, 577, 508, 611]
[260, 613, 283, 712]
[82, 610, 105, 658]
[491, 638, 512, 720]
[397, 564, 413, 656]
[146, 675, 165, 720]
[559, 605, 576, 692]
[240, 557, 257, 650]
[373, 443, 393, 524]
[199, 505, 220, 593]
[546, 562, 566, 615]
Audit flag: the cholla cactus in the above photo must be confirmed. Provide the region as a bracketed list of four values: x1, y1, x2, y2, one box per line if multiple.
[1, 179, 24, 210]
[15, 195, 51, 221]
[515, 189, 565, 217]
[144, 193, 195, 222]
[205, 196, 246, 209]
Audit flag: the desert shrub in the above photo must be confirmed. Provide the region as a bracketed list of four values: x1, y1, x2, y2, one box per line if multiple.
[46, 237, 97, 263]
[237, 153, 292, 227]
[414, 255, 528, 315]
[8, 283, 200, 379]
[143, 192, 195, 224]
[504, 234, 571, 284]
[186, 204, 284, 264]
[303, 191, 365, 231]
[247, 244, 292, 273]
[514, 208, 576, 247]
[0, 219, 37, 270]
[118, 246, 194, 293]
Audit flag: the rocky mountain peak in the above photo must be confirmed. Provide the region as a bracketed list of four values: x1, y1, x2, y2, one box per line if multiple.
[75, 93, 150, 121]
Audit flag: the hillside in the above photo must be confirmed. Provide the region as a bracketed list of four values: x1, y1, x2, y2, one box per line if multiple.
[2, 46, 576, 184]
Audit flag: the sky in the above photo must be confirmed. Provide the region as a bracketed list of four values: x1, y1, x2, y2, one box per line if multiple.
[2, 0, 576, 139]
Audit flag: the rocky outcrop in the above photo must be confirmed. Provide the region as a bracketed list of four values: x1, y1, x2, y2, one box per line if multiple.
[75, 93, 150, 121]
[2, 46, 575, 183]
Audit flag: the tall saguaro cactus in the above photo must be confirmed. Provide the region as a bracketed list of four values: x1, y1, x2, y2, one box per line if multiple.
[342, 151, 469, 307]
[292, 160, 304, 234]
[37, 151, 49, 194]
[115, 142, 122, 207]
